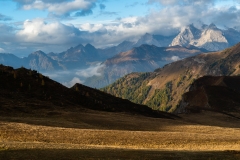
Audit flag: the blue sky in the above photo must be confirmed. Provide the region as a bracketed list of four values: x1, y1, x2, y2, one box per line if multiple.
[0, 0, 240, 56]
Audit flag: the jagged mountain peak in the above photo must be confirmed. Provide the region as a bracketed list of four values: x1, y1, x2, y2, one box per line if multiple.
[201, 24, 208, 29]
[117, 40, 134, 47]
[170, 24, 200, 47]
[134, 33, 162, 47]
[185, 24, 198, 30]
[142, 33, 152, 37]
[137, 33, 154, 42]
[170, 23, 231, 51]
[85, 43, 95, 48]
[30, 50, 47, 56]
[74, 44, 85, 49]
[207, 23, 218, 30]
[84, 43, 97, 52]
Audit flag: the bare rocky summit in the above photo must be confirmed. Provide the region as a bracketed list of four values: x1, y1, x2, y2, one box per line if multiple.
[170, 23, 236, 51]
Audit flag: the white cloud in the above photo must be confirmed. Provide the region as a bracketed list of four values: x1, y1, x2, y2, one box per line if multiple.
[16, 0, 97, 16]
[0, 48, 5, 53]
[63, 77, 83, 87]
[76, 63, 104, 77]
[80, 23, 105, 32]
[16, 18, 85, 44]
[148, 0, 216, 6]
[170, 56, 181, 61]
[163, 56, 181, 61]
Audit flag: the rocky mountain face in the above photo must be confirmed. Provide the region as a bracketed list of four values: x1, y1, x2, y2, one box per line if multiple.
[54, 43, 101, 69]
[134, 33, 176, 47]
[84, 45, 207, 88]
[0, 51, 63, 71]
[97, 33, 177, 58]
[0, 53, 24, 68]
[98, 41, 135, 59]
[57, 44, 100, 62]
[0, 44, 103, 72]
[25, 50, 64, 71]
[102, 43, 240, 112]
[170, 23, 240, 51]
[176, 76, 240, 118]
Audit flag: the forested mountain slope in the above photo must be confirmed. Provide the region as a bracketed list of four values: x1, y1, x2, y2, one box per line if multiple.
[102, 43, 240, 112]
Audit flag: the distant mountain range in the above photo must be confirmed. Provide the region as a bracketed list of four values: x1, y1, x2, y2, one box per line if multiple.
[102, 42, 240, 112]
[0, 23, 239, 88]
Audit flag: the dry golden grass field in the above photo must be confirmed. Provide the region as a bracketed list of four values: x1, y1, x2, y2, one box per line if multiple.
[0, 109, 240, 159]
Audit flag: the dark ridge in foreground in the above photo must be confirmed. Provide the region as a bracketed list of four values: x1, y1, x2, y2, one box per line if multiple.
[0, 64, 176, 119]
[177, 76, 240, 118]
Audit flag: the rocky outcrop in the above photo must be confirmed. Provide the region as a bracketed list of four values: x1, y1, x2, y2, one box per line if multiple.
[170, 23, 239, 51]
[26, 50, 63, 71]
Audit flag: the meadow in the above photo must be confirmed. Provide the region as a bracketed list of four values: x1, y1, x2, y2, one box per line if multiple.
[0, 109, 240, 159]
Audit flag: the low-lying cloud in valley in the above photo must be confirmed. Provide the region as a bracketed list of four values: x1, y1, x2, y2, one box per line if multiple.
[75, 63, 104, 78]
[43, 63, 105, 87]
[63, 77, 83, 87]
[163, 56, 181, 62]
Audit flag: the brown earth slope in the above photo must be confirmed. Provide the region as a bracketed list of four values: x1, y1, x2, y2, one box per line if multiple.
[102, 42, 240, 112]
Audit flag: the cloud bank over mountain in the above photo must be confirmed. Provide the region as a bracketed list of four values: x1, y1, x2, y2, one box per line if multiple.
[0, 0, 240, 55]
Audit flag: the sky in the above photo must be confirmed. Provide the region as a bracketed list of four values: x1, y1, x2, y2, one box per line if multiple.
[0, 0, 240, 56]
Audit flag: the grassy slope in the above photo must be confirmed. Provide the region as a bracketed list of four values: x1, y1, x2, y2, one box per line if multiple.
[0, 110, 240, 159]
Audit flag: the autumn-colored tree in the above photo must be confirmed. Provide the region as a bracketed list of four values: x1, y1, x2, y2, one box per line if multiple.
[39, 74, 43, 79]
[41, 79, 45, 86]
[13, 72, 17, 79]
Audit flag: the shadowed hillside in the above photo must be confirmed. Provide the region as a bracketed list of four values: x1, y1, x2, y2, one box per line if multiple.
[176, 76, 240, 117]
[0, 64, 175, 119]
